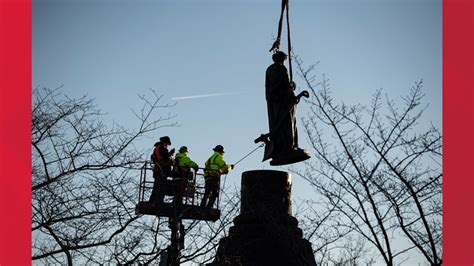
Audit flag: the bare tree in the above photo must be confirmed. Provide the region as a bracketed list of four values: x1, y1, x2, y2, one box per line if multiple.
[32, 87, 178, 264]
[32, 87, 239, 265]
[293, 198, 374, 265]
[293, 58, 442, 265]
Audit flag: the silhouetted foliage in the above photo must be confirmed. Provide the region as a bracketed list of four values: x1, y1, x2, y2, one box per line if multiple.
[293, 58, 442, 265]
[32, 87, 239, 265]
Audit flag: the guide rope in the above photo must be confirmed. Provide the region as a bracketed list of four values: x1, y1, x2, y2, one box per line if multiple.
[234, 143, 265, 166]
[219, 143, 264, 202]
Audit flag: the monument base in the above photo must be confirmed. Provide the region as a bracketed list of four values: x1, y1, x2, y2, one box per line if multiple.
[209, 170, 316, 266]
[270, 148, 311, 166]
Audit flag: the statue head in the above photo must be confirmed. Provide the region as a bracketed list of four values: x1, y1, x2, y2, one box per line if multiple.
[272, 51, 287, 63]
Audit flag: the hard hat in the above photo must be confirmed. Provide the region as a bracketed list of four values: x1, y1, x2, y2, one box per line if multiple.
[179, 146, 188, 153]
[272, 51, 288, 62]
[213, 145, 225, 154]
[159, 136, 171, 145]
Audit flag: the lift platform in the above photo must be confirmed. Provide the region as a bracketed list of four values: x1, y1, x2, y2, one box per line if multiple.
[135, 161, 221, 222]
[136, 201, 220, 221]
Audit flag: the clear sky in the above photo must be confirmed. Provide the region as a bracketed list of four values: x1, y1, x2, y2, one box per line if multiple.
[33, 0, 441, 263]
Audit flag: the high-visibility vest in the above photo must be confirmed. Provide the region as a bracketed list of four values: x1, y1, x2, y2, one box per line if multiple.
[173, 152, 197, 179]
[204, 152, 230, 178]
[174, 152, 197, 168]
[151, 143, 174, 174]
[151, 143, 165, 162]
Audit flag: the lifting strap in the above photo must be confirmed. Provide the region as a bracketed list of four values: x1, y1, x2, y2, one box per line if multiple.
[269, 0, 293, 82]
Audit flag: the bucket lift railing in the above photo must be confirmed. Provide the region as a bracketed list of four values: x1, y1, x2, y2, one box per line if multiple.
[193, 168, 221, 210]
[137, 161, 221, 211]
[138, 161, 155, 203]
[136, 161, 222, 265]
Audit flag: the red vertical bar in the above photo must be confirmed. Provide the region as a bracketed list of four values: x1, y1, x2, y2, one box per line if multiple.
[443, 0, 474, 264]
[0, 0, 32, 265]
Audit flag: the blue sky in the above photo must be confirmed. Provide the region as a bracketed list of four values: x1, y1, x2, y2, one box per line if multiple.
[33, 0, 441, 262]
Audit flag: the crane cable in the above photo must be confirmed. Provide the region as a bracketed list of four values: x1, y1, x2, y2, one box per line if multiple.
[269, 0, 293, 82]
[220, 0, 294, 206]
[226, 0, 292, 170]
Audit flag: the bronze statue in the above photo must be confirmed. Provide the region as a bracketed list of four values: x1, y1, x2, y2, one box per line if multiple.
[255, 51, 310, 166]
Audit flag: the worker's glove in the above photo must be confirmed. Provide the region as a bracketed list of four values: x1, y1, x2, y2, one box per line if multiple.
[230, 164, 235, 170]
[169, 148, 175, 155]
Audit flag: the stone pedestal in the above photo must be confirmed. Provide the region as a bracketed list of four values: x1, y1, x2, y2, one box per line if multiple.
[210, 170, 316, 266]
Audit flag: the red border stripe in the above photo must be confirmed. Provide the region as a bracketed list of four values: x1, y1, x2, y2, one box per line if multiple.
[0, 0, 32, 264]
[0, 0, 473, 264]
[443, 0, 474, 264]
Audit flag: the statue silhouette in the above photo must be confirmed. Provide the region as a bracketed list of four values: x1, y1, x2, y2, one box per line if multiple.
[260, 51, 310, 165]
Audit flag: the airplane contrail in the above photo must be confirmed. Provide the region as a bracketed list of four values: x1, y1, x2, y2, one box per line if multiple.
[171, 92, 241, 101]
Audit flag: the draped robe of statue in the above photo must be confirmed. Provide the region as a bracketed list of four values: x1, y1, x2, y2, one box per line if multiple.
[264, 62, 298, 161]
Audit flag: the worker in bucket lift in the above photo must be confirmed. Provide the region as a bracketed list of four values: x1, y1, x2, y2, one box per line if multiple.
[200, 145, 234, 209]
[172, 146, 199, 204]
[149, 136, 175, 205]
